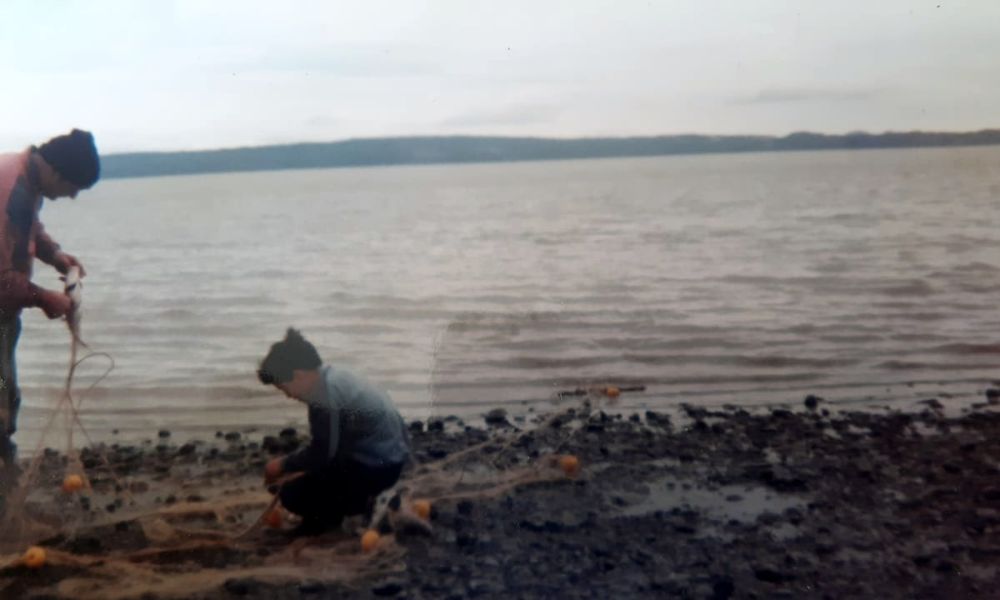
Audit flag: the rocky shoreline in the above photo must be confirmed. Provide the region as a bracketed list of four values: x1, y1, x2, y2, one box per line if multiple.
[2, 396, 1000, 598]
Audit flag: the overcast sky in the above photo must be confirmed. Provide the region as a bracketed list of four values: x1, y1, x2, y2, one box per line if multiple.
[0, 1, 997, 152]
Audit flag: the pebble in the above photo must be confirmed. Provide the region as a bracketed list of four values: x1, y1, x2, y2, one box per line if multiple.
[484, 408, 509, 427]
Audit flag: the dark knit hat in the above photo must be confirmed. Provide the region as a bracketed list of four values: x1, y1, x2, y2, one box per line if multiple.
[258, 328, 322, 385]
[37, 129, 100, 189]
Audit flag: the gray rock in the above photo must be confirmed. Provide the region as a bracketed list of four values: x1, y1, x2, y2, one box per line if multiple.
[754, 566, 796, 583]
[372, 580, 403, 596]
[298, 580, 325, 593]
[223, 578, 253, 595]
[484, 408, 509, 426]
[711, 575, 735, 599]
[519, 517, 563, 533]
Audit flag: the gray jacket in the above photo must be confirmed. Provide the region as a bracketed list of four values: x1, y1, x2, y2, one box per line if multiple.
[283, 365, 409, 472]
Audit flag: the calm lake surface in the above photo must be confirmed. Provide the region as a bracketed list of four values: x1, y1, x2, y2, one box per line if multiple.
[15, 146, 1000, 448]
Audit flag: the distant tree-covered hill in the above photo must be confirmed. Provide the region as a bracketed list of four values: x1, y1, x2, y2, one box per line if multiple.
[101, 130, 1000, 179]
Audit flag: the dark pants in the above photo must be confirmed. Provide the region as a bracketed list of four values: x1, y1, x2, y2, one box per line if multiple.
[0, 317, 21, 491]
[279, 460, 403, 527]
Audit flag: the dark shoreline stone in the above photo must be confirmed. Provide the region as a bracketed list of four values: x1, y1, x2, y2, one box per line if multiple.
[484, 408, 510, 427]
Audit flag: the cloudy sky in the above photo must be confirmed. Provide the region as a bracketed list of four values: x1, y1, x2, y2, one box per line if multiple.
[0, 1, 996, 152]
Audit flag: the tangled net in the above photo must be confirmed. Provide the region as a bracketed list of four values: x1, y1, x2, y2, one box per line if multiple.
[0, 430, 583, 598]
[0, 306, 624, 598]
[0, 370, 602, 598]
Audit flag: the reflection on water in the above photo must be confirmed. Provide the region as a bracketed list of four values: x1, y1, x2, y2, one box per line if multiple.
[618, 478, 805, 525]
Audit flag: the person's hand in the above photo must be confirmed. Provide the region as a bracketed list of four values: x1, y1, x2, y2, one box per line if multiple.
[264, 458, 284, 484]
[37, 289, 72, 319]
[54, 251, 86, 277]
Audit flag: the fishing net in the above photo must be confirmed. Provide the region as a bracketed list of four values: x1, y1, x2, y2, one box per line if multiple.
[0, 308, 618, 598]
[0, 411, 584, 599]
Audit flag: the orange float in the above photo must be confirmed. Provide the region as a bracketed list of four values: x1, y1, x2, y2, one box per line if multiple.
[23, 546, 46, 569]
[264, 508, 282, 529]
[559, 454, 581, 477]
[62, 474, 84, 493]
[361, 529, 380, 552]
[604, 386, 621, 398]
[412, 499, 432, 520]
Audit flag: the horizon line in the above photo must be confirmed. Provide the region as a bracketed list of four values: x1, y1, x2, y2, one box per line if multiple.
[102, 127, 1000, 156]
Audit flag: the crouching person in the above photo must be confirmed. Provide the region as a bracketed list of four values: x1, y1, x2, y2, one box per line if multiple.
[257, 328, 409, 535]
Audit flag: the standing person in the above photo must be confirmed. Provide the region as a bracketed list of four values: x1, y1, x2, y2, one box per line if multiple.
[257, 328, 410, 535]
[0, 129, 100, 492]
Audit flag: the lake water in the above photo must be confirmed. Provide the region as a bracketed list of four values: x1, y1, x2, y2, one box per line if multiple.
[14, 146, 1000, 448]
